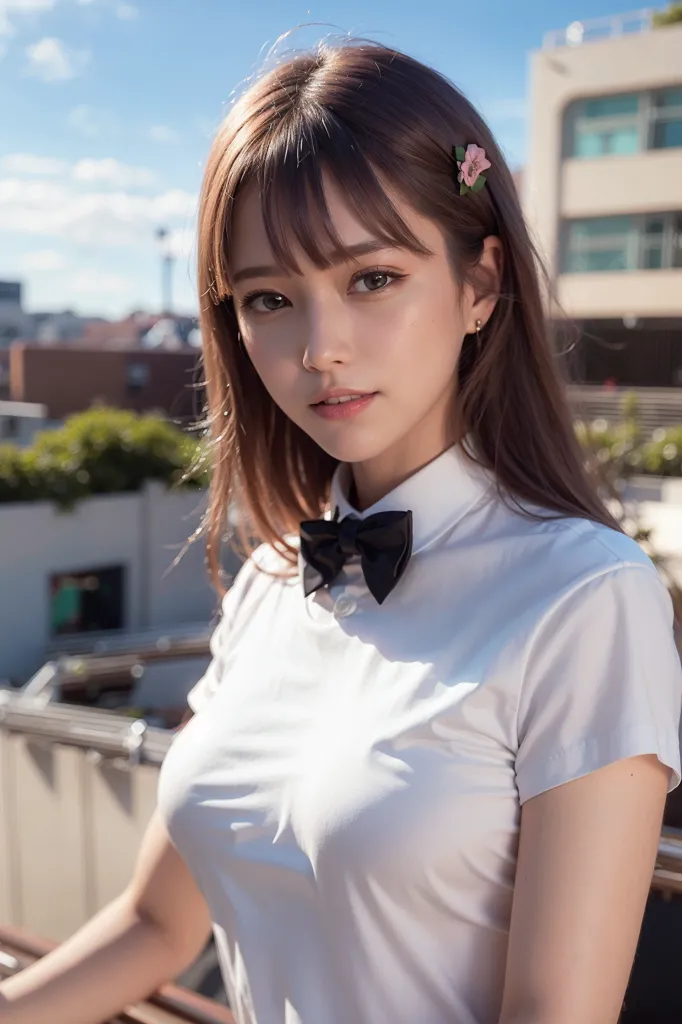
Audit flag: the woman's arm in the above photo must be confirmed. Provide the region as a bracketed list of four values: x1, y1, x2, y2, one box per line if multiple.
[0, 809, 212, 1024]
[498, 753, 670, 1024]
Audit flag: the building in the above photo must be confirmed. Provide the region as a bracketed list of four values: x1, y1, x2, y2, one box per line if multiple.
[0, 282, 29, 349]
[78, 312, 199, 350]
[0, 481, 240, 684]
[0, 399, 53, 446]
[524, 11, 682, 388]
[8, 344, 202, 421]
[26, 310, 92, 345]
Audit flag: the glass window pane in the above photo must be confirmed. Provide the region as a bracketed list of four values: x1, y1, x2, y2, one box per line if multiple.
[673, 216, 682, 269]
[655, 88, 682, 109]
[606, 126, 640, 154]
[645, 218, 665, 236]
[653, 120, 682, 149]
[575, 129, 605, 157]
[572, 216, 633, 240]
[583, 94, 639, 118]
[566, 249, 628, 273]
[643, 245, 663, 269]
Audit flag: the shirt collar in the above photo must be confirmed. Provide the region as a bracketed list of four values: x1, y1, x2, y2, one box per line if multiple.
[329, 440, 494, 555]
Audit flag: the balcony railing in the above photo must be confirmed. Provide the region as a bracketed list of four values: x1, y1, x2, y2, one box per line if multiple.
[0, 924, 235, 1024]
[543, 8, 654, 49]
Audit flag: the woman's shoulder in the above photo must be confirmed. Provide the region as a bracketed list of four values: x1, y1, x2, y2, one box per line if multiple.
[494, 507, 665, 631]
[550, 514, 655, 576]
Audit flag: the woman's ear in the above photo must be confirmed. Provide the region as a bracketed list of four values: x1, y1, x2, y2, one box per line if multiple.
[467, 235, 503, 330]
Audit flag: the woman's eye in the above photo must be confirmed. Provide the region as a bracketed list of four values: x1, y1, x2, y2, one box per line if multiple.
[352, 270, 400, 294]
[243, 292, 289, 313]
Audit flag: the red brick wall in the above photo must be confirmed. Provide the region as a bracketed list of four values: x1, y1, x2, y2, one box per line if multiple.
[10, 345, 202, 420]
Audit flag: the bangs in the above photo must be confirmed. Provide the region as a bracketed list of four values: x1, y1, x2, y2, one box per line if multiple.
[221, 112, 433, 291]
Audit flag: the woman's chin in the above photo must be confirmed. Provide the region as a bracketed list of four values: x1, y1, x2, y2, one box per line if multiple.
[307, 426, 392, 467]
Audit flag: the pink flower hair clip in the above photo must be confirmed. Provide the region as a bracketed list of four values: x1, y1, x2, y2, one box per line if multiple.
[453, 143, 491, 196]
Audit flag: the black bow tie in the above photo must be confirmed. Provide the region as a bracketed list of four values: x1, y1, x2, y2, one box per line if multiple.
[299, 508, 413, 605]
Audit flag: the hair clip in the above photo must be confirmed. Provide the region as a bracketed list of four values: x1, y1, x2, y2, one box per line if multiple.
[453, 144, 491, 196]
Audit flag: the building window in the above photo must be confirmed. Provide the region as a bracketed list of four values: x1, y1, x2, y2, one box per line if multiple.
[50, 566, 125, 635]
[571, 94, 642, 158]
[0, 416, 18, 440]
[642, 216, 665, 269]
[673, 214, 682, 269]
[564, 216, 636, 272]
[126, 361, 150, 392]
[568, 86, 682, 158]
[652, 87, 682, 150]
[563, 212, 682, 273]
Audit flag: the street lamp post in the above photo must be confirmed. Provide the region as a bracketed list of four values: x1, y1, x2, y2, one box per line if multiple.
[154, 227, 175, 315]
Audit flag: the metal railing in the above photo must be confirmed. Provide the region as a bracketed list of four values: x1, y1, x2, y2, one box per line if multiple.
[567, 385, 682, 434]
[543, 8, 654, 49]
[0, 692, 174, 768]
[0, 925, 234, 1024]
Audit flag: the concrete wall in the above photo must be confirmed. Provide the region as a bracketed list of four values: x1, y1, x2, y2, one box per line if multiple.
[560, 149, 682, 220]
[525, 23, 682, 290]
[558, 269, 682, 319]
[0, 483, 222, 684]
[0, 728, 160, 941]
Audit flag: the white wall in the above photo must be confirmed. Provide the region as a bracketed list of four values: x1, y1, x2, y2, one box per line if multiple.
[0, 484, 235, 684]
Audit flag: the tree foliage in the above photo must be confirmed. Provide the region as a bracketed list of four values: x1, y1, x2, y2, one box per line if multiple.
[0, 407, 209, 508]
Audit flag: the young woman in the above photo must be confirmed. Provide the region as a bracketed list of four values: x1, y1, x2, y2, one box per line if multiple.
[2, 40, 681, 1024]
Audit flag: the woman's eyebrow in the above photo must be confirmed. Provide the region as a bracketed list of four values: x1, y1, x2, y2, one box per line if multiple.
[231, 240, 398, 285]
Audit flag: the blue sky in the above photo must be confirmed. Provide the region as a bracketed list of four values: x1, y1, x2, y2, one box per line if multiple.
[0, 0, 657, 317]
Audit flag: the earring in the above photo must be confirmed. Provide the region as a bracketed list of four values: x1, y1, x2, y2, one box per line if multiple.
[475, 318, 483, 336]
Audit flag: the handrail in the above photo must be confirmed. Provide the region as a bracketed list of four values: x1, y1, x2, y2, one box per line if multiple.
[0, 924, 234, 1024]
[0, 694, 173, 766]
[653, 827, 682, 897]
[543, 8, 654, 49]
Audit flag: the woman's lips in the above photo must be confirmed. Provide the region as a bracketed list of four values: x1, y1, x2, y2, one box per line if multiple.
[311, 393, 377, 420]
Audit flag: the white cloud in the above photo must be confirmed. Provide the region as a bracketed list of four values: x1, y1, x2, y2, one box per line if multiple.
[18, 247, 67, 271]
[0, 176, 198, 247]
[72, 157, 156, 188]
[0, 0, 55, 38]
[116, 2, 137, 19]
[26, 36, 89, 81]
[69, 267, 131, 295]
[149, 124, 181, 144]
[0, 152, 158, 189]
[68, 104, 99, 136]
[0, 152, 67, 175]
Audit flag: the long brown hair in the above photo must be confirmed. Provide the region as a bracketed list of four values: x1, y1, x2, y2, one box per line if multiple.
[197, 40, 619, 591]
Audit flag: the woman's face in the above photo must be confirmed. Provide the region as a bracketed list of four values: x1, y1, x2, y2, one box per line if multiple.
[230, 175, 500, 499]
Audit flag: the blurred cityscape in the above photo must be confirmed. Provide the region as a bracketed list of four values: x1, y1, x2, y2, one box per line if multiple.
[0, 6, 681, 1022]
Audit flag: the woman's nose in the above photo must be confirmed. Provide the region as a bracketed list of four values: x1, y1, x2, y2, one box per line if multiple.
[301, 301, 353, 372]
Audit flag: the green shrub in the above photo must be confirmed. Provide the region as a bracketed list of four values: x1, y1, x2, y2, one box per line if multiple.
[0, 408, 209, 508]
[640, 427, 682, 477]
[575, 391, 682, 481]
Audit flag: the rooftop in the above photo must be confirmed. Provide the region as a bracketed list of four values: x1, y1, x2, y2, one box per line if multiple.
[543, 7, 654, 49]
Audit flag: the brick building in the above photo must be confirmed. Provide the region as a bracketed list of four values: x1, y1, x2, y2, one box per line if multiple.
[9, 344, 202, 421]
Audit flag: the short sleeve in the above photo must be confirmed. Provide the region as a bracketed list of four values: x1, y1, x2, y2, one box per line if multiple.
[187, 555, 254, 713]
[515, 565, 682, 805]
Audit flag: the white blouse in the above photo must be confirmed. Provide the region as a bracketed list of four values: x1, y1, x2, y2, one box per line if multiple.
[158, 443, 682, 1024]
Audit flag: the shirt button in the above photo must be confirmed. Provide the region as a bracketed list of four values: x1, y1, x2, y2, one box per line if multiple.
[333, 594, 357, 619]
